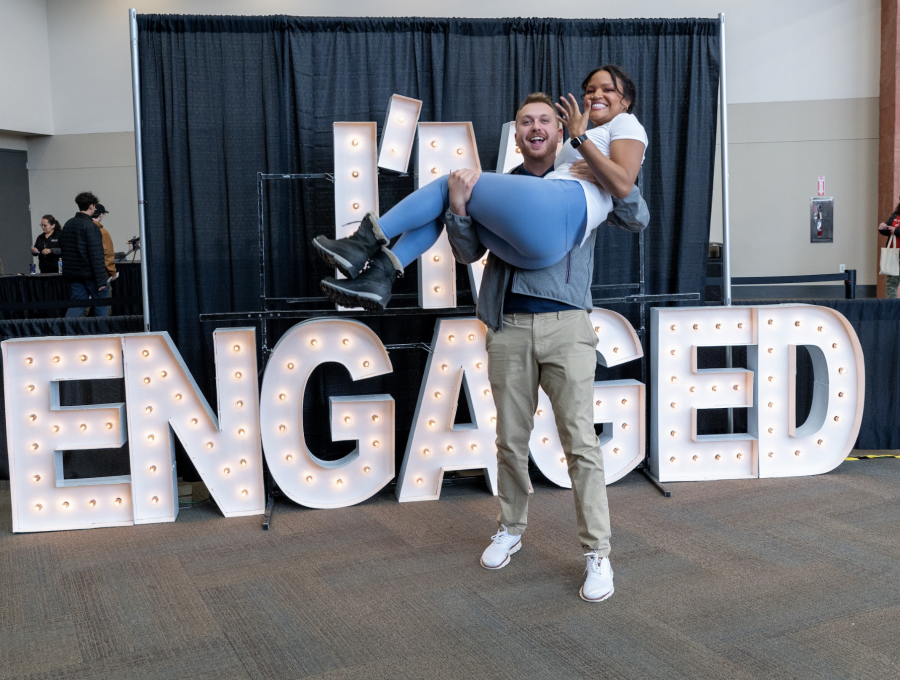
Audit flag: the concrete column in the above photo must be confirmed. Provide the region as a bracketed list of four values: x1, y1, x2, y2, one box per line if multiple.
[878, 0, 900, 298]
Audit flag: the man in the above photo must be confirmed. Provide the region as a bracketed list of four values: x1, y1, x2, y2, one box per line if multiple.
[60, 191, 109, 317]
[444, 93, 649, 602]
[92, 204, 118, 291]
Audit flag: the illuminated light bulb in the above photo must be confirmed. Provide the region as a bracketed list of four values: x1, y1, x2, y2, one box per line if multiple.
[768, 376, 774, 382]
[434, 286, 442, 293]
[560, 456, 566, 464]
[224, 468, 231, 475]
[306, 476, 313, 483]
[515, 147, 521, 154]
[595, 400, 601, 407]
[716, 323, 721, 330]
[692, 455, 699, 462]
[106, 353, 113, 360]
[342, 338, 350, 346]
[670, 324, 677, 331]
[423, 448, 430, 456]
[79, 424, 87, 431]
[151, 496, 159, 504]
[62, 502, 69, 509]
[25, 357, 33, 364]
[470, 444, 478, 451]
[838, 392, 845, 398]
[768, 402, 774, 408]
[238, 429, 246, 436]
[481, 258, 488, 266]
[483, 389, 491, 396]
[712, 386, 718, 392]
[175, 393, 182, 401]
[670, 430, 677, 438]
[768, 428, 774, 434]
[32, 474, 40, 482]
[352, 171, 359, 178]
[159, 369, 166, 377]
[433, 255, 441, 262]
[794, 450, 801, 457]
[431, 167, 439, 174]
[838, 367, 846, 374]
[434, 391, 442, 399]
[26, 385, 34, 392]
[390, 147, 397, 154]
[336, 479, 343, 487]
[114, 497, 122, 506]
[287, 362, 295, 369]
[142, 350, 149, 357]
[468, 334, 475, 341]
[351, 139, 359, 146]
[191, 418, 198, 425]
[621, 423, 629, 430]
[89, 500, 96, 507]
[149, 465, 157, 473]
[737, 322, 744, 329]
[834, 416, 841, 422]
[80, 354, 87, 362]
[832, 343, 840, 349]
[145, 406, 153, 414]
[670, 402, 677, 409]
[490, 417, 496, 423]
[363, 360, 370, 368]
[767, 319, 774, 326]
[670, 350, 676, 356]
[373, 440, 380, 447]
[206, 442, 213, 449]
[398, 115, 405, 123]
[613, 348, 619, 353]
[715, 454, 722, 461]
[692, 324, 699, 330]
[279, 425, 286, 432]
[768, 451, 774, 458]
[594, 326, 601, 333]
[233, 344, 240, 352]
[537, 409, 544, 416]
[476, 362, 483, 369]
[736, 453, 744, 460]
[613, 448, 620, 455]
[670, 457, 676, 463]
[456, 148, 463, 155]
[28, 414, 36, 422]
[240, 459, 247, 467]
[143, 377, 151, 385]
[416, 478, 424, 485]
[371, 414, 379, 422]
[767, 348, 774, 354]
[352, 202, 360, 210]
[53, 356, 60, 363]
[279, 393, 286, 401]
[542, 437, 549, 444]
[428, 420, 436, 427]
[689, 386, 696, 392]
[733, 384, 741, 391]
[817, 439, 824, 446]
[234, 372, 242, 379]
[430, 140, 438, 148]
[364, 466, 371, 473]
[51, 426, 59, 433]
[818, 325, 824, 332]
[286, 455, 294, 462]
[671, 376, 678, 384]
[35, 504, 42, 511]
[30, 443, 38, 450]
[440, 364, 448, 371]
[147, 434, 155, 442]
[448, 335, 455, 343]
[344, 416, 352, 424]
[795, 321, 801, 327]
[446, 445, 454, 453]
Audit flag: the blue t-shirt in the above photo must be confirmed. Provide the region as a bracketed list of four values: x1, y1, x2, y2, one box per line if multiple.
[501, 164, 580, 315]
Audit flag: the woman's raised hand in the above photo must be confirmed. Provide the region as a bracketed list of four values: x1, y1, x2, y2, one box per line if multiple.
[555, 93, 589, 139]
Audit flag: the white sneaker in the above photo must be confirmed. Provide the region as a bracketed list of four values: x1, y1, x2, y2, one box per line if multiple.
[480, 525, 522, 570]
[580, 551, 614, 602]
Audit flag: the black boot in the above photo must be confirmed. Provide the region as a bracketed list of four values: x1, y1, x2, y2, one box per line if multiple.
[313, 212, 389, 280]
[320, 248, 402, 312]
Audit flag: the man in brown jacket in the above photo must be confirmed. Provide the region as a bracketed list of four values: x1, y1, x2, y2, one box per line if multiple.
[92, 204, 117, 289]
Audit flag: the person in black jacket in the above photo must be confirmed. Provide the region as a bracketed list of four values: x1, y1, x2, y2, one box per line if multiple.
[879, 196, 900, 298]
[31, 214, 62, 273]
[60, 191, 109, 317]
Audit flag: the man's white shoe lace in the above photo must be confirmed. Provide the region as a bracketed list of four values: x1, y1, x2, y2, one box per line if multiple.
[584, 550, 603, 573]
[491, 526, 518, 547]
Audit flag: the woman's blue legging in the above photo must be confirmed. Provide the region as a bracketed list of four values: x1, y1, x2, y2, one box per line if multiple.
[380, 173, 588, 270]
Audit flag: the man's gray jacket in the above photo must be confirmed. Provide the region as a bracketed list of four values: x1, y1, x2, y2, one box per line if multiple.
[445, 173, 650, 330]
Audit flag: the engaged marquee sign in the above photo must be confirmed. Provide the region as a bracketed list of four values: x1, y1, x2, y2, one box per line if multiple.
[2, 304, 864, 534]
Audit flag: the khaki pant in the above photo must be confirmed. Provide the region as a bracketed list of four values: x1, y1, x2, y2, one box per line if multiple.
[486, 310, 611, 555]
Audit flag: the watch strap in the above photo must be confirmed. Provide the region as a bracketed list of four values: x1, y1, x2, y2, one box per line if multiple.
[571, 133, 588, 149]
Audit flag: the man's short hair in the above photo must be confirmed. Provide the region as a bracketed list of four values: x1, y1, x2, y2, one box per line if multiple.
[515, 93, 557, 120]
[75, 191, 99, 212]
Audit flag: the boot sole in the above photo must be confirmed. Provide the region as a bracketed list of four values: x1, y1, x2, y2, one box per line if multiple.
[320, 279, 387, 312]
[579, 585, 614, 602]
[313, 237, 361, 280]
[480, 539, 521, 570]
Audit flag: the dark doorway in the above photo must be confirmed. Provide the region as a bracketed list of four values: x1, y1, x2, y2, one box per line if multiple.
[0, 149, 32, 276]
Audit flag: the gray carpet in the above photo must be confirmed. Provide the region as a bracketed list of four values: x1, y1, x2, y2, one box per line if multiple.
[2, 454, 900, 680]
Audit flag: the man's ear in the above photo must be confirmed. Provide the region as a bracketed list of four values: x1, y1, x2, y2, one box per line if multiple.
[556, 125, 564, 147]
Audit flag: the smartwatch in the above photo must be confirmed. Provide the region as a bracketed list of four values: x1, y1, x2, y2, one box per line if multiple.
[570, 134, 589, 149]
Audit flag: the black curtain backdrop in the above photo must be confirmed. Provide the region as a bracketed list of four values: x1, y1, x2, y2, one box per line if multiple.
[135, 15, 719, 474]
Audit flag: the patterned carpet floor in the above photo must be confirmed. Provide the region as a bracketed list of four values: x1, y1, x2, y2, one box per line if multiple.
[2, 454, 900, 680]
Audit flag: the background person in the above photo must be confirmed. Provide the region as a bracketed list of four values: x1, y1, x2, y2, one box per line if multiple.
[60, 191, 109, 317]
[879, 196, 900, 298]
[31, 215, 62, 273]
[92, 203, 118, 289]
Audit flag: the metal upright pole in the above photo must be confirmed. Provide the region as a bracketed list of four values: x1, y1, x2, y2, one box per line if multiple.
[719, 12, 732, 307]
[129, 8, 151, 331]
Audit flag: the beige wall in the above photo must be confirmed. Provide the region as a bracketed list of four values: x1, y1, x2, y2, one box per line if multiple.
[0, 0, 52, 134]
[26, 132, 138, 254]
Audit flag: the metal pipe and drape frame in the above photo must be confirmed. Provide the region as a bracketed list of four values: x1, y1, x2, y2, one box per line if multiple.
[130, 8, 151, 332]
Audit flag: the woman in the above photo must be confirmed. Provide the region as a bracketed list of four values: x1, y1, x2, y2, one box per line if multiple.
[314, 66, 648, 310]
[879, 197, 900, 298]
[31, 215, 62, 273]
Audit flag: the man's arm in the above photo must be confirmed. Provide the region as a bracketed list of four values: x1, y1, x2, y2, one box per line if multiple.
[444, 169, 487, 264]
[86, 226, 108, 290]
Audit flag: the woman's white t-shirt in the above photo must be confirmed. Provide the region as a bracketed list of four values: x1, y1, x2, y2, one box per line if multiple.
[545, 112, 648, 244]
